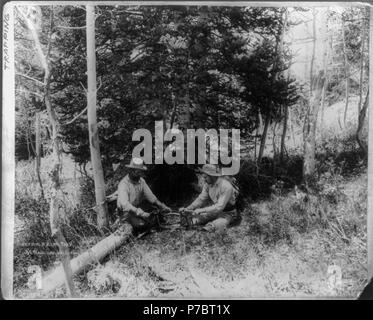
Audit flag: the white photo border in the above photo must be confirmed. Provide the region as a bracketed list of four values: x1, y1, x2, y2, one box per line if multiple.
[2, 0, 372, 299]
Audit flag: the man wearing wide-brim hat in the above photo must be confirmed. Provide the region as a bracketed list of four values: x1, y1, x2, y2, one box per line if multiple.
[179, 164, 240, 232]
[116, 157, 171, 232]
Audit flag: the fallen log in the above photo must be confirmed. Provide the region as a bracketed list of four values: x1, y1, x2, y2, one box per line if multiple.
[41, 223, 133, 294]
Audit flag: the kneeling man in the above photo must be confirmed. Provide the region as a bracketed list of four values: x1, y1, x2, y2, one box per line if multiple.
[179, 164, 239, 232]
[117, 157, 171, 232]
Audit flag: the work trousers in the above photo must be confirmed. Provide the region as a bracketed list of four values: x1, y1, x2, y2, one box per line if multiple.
[117, 208, 160, 233]
[193, 209, 239, 232]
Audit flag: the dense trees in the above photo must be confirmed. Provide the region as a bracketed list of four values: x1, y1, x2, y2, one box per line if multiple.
[26, 6, 296, 169]
[14, 4, 369, 190]
[298, 7, 370, 184]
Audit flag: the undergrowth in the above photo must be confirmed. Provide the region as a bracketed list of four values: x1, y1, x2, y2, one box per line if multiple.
[13, 124, 368, 297]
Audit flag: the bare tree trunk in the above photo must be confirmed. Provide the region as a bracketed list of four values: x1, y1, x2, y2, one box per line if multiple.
[279, 8, 287, 55]
[367, 5, 373, 281]
[254, 129, 258, 161]
[302, 9, 317, 187]
[258, 114, 270, 163]
[41, 224, 133, 294]
[280, 105, 288, 162]
[342, 16, 350, 125]
[358, 18, 366, 115]
[170, 92, 177, 129]
[20, 6, 77, 297]
[303, 9, 326, 187]
[309, 8, 316, 95]
[320, 78, 327, 135]
[44, 11, 77, 298]
[35, 112, 44, 198]
[356, 91, 369, 156]
[27, 119, 36, 157]
[86, 5, 108, 230]
[303, 72, 325, 186]
[320, 20, 331, 139]
[272, 121, 278, 159]
[279, 9, 288, 163]
[26, 125, 31, 159]
[288, 108, 296, 149]
[254, 113, 260, 162]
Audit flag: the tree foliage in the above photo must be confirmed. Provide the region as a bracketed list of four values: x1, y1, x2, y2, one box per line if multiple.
[14, 5, 301, 168]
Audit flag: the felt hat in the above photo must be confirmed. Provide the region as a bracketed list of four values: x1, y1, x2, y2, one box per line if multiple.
[125, 157, 147, 171]
[198, 164, 222, 176]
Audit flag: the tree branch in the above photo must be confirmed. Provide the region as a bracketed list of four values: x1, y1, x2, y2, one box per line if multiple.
[80, 81, 87, 94]
[55, 25, 86, 30]
[97, 76, 102, 91]
[16, 89, 43, 98]
[62, 107, 87, 125]
[114, 10, 143, 16]
[16, 73, 44, 86]
[292, 37, 314, 42]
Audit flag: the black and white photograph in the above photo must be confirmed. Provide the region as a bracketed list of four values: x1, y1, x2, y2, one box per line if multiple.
[2, 1, 373, 299]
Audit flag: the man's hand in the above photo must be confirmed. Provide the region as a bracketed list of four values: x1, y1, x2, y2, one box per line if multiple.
[179, 207, 189, 213]
[179, 207, 194, 214]
[136, 208, 150, 218]
[194, 208, 205, 215]
[160, 203, 172, 213]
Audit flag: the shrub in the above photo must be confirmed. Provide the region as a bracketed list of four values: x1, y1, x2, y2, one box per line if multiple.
[14, 163, 103, 292]
[247, 163, 367, 248]
[237, 156, 303, 202]
[316, 122, 366, 178]
[14, 196, 57, 289]
[78, 175, 96, 209]
[252, 194, 312, 245]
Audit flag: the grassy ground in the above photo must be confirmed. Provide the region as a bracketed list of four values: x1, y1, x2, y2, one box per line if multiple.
[13, 169, 363, 299]
[13, 95, 369, 298]
[13, 155, 368, 299]
[64, 172, 365, 299]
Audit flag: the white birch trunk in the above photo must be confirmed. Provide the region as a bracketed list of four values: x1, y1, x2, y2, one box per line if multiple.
[20, 6, 77, 297]
[86, 5, 108, 229]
